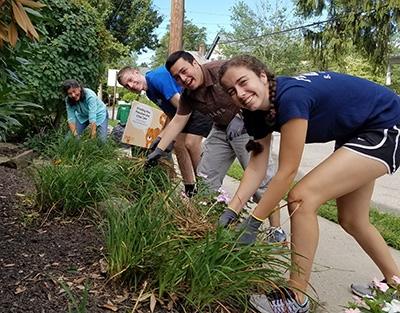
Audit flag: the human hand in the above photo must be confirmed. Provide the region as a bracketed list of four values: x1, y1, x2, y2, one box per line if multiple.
[218, 207, 238, 227]
[145, 147, 164, 167]
[226, 115, 245, 141]
[149, 136, 161, 152]
[236, 215, 263, 245]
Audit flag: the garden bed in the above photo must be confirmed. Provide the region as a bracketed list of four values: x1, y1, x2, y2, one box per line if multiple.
[0, 165, 172, 312]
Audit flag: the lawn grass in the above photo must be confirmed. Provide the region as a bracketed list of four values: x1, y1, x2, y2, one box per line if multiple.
[227, 162, 400, 250]
[227, 160, 244, 180]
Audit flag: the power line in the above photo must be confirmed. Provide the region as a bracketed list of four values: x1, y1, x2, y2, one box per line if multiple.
[219, 17, 336, 45]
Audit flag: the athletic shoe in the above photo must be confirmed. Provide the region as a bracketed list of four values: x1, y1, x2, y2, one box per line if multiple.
[350, 279, 386, 298]
[250, 287, 309, 313]
[265, 227, 287, 243]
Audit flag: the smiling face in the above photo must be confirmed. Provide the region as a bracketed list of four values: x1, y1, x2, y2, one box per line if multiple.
[119, 70, 147, 93]
[67, 87, 81, 102]
[220, 65, 271, 111]
[169, 58, 204, 90]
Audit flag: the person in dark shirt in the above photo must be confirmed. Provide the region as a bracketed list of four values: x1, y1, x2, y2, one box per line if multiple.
[147, 51, 286, 243]
[218, 54, 400, 313]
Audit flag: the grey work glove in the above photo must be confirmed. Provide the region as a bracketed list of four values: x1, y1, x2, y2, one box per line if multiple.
[218, 207, 238, 228]
[226, 115, 245, 141]
[149, 137, 175, 154]
[236, 215, 263, 245]
[145, 147, 165, 168]
[149, 136, 161, 152]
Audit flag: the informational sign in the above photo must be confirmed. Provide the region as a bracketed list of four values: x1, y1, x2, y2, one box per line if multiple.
[107, 69, 123, 87]
[122, 101, 167, 148]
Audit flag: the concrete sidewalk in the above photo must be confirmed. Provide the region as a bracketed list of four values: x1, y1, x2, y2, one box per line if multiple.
[222, 175, 400, 312]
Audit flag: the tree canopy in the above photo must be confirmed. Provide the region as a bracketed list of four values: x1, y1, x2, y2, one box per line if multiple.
[104, 0, 163, 53]
[151, 19, 207, 67]
[295, 0, 400, 70]
[220, 0, 312, 75]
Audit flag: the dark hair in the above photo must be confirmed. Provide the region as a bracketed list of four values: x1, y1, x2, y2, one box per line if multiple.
[219, 55, 277, 156]
[62, 79, 85, 105]
[165, 50, 195, 72]
[117, 66, 137, 85]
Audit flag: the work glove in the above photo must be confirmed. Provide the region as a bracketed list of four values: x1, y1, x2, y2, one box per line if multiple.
[236, 215, 263, 245]
[149, 137, 175, 154]
[164, 140, 176, 153]
[218, 207, 238, 227]
[149, 136, 161, 152]
[145, 147, 165, 168]
[226, 115, 245, 141]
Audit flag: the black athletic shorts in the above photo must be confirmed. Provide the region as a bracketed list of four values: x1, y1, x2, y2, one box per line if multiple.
[336, 123, 400, 174]
[182, 110, 213, 138]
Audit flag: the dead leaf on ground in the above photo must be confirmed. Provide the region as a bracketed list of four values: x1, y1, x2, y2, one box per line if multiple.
[100, 300, 118, 311]
[150, 293, 156, 312]
[15, 286, 27, 294]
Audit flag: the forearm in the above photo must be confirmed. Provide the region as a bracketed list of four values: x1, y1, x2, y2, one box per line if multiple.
[158, 114, 189, 150]
[229, 163, 267, 213]
[252, 171, 296, 220]
[68, 122, 77, 136]
[89, 122, 96, 138]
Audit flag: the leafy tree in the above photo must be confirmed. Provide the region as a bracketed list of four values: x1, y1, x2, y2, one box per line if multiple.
[220, 0, 312, 75]
[104, 0, 162, 53]
[0, 0, 45, 47]
[0, 0, 45, 140]
[11, 0, 107, 128]
[295, 0, 400, 70]
[151, 19, 207, 67]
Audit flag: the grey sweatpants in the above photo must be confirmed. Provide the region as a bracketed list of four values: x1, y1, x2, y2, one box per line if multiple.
[197, 126, 276, 202]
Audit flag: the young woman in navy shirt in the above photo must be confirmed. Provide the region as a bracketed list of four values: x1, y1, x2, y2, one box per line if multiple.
[218, 55, 400, 313]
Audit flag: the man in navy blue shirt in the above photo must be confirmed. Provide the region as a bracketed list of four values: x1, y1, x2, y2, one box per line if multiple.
[117, 66, 212, 197]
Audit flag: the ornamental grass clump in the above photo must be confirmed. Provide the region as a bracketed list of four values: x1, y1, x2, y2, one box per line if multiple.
[104, 180, 179, 286]
[104, 176, 292, 312]
[158, 228, 291, 312]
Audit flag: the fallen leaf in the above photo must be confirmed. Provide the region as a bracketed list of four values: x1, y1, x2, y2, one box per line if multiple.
[150, 293, 156, 312]
[15, 286, 26, 294]
[101, 300, 118, 311]
[73, 277, 86, 284]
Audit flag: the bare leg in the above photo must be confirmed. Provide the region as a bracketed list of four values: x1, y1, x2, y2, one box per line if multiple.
[174, 134, 195, 184]
[287, 148, 392, 302]
[337, 182, 400, 281]
[184, 133, 204, 174]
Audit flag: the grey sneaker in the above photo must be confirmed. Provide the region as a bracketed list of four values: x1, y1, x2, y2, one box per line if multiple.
[266, 227, 287, 243]
[350, 279, 386, 298]
[250, 288, 309, 313]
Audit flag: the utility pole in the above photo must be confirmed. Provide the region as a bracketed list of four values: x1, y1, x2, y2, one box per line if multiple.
[169, 0, 184, 55]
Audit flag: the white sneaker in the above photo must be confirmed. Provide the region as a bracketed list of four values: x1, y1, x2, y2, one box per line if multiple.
[265, 227, 287, 243]
[250, 288, 309, 313]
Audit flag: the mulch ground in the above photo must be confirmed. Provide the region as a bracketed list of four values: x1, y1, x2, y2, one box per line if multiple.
[0, 147, 173, 313]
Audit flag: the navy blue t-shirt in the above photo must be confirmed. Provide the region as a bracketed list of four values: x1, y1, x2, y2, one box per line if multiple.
[243, 72, 400, 143]
[145, 66, 182, 117]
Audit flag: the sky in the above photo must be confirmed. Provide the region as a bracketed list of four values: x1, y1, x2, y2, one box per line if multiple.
[137, 0, 295, 64]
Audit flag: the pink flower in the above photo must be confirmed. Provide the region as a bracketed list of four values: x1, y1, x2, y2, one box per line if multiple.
[392, 275, 400, 285]
[344, 308, 361, 313]
[352, 295, 367, 307]
[216, 188, 231, 204]
[373, 278, 389, 292]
